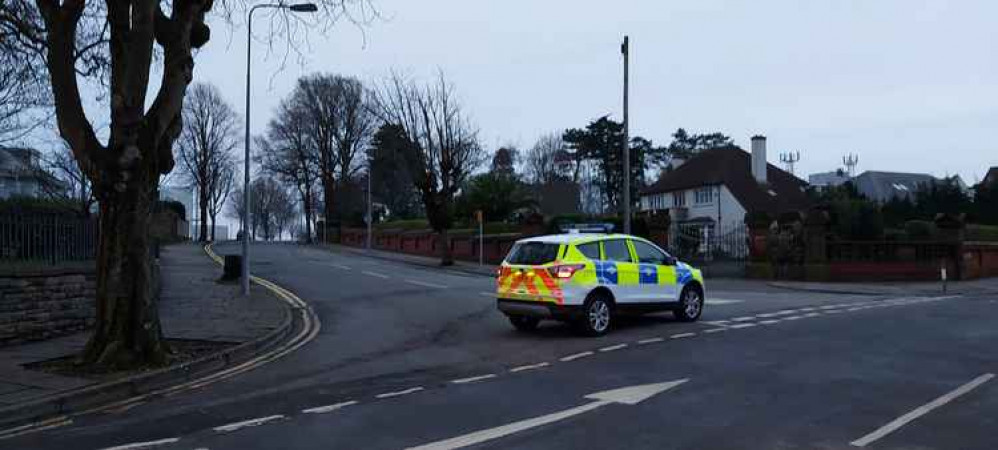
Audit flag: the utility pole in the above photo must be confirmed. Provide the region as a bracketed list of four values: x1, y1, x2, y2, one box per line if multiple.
[365, 161, 372, 251]
[621, 35, 631, 234]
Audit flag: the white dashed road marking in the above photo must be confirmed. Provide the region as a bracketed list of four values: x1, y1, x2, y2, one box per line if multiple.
[729, 323, 756, 329]
[560, 351, 594, 362]
[783, 315, 804, 320]
[851, 373, 995, 447]
[704, 328, 726, 334]
[706, 298, 744, 305]
[671, 332, 697, 339]
[637, 337, 665, 345]
[451, 374, 498, 384]
[731, 316, 755, 322]
[376, 387, 425, 399]
[405, 279, 448, 289]
[302, 400, 358, 414]
[362, 271, 389, 279]
[213, 415, 285, 433]
[101, 438, 181, 450]
[510, 362, 550, 373]
[328, 263, 351, 270]
[598, 344, 628, 352]
[759, 319, 781, 325]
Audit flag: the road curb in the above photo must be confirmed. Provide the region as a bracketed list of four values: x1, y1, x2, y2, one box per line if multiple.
[0, 244, 317, 438]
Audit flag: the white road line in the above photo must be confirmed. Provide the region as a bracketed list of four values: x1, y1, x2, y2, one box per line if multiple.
[704, 328, 726, 334]
[759, 319, 781, 325]
[329, 263, 352, 270]
[302, 400, 358, 414]
[362, 271, 389, 279]
[510, 362, 550, 373]
[598, 344, 628, 352]
[731, 316, 755, 322]
[671, 332, 697, 339]
[405, 279, 448, 289]
[637, 337, 665, 345]
[755, 312, 781, 318]
[729, 323, 757, 329]
[213, 415, 284, 433]
[376, 387, 425, 399]
[820, 305, 839, 310]
[706, 298, 744, 305]
[847, 307, 863, 312]
[783, 315, 804, 320]
[802, 312, 822, 318]
[559, 351, 594, 362]
[478, 292, 494, 297]
[799, 307, 817, 312]
[704, 320, 730, 326]
[850, 373, 995, 447]
[101, 438, 181, 450]
[776, 309, 800, 315]
[451, 374, 498, 384]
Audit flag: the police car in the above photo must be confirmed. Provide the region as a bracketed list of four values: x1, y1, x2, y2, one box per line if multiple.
[495, 231, 705, 336]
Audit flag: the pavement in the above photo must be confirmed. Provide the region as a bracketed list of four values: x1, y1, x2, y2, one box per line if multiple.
[3, 242, 996, 450]
[0, 243, 284, 417]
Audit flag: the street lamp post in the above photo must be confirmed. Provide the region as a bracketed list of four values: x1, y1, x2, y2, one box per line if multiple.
[243, 2, 318, 296]
[365, 158, 372, 251]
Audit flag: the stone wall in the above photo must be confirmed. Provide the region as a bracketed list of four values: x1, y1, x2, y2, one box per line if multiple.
[0, 267, 96, 347]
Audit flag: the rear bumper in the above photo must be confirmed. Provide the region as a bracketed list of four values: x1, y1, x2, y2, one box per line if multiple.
[497, 299, 584, 321]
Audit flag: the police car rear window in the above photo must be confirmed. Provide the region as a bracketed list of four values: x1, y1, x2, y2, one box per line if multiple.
[506, 243, 561, 265]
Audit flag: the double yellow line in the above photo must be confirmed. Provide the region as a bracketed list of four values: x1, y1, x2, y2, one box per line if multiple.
[0, 244, 320, 440]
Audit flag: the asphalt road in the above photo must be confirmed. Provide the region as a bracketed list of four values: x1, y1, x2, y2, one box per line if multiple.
[5, 243, 996, 450]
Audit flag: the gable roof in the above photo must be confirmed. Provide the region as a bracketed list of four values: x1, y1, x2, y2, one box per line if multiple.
[852, 171, 936, 202]
[984, 167, 998, 188]
[640, 146, 809, 215]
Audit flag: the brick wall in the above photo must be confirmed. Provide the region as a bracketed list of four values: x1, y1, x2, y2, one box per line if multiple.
[0, 268, 96, 347]
[341, 228, 521, 264]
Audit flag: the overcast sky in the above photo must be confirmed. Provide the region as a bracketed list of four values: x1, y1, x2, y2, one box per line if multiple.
[185, 0, 998, 183]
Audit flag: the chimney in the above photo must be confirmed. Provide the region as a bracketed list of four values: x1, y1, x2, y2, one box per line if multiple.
[750, 135, 767, 184]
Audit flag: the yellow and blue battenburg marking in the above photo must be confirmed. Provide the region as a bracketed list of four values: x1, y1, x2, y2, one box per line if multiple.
[594, 261, 618, 284]
[675, 263, 694, 285]
[638, 264, 658, 284]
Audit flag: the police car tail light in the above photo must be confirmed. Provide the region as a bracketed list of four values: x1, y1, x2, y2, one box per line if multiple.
[549, 264, 585, 279]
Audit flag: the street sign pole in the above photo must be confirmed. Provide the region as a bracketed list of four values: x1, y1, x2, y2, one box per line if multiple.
[621, 35, 631, 235]
[477, 210, 484, 266]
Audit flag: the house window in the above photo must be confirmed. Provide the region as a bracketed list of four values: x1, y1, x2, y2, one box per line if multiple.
[694, 187, 713, 205]
[673, 191, 686, 207]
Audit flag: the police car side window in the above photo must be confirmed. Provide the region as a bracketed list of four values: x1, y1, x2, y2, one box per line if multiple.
[632, 240, 667, 265]
[577, 242, 601, 260]
[602, 239, 633, 263]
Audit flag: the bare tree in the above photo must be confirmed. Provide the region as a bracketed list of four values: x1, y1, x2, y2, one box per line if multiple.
[208, 163, 235, 241]
[257, 95, 319, 242]
[295, 73, 375, 231]
[0, 0, 376, 368]
[44, 144, 95, 215]
[525, 133, 572, 184]
[177, 83, 240, 242]
[371, 71, 484, 265]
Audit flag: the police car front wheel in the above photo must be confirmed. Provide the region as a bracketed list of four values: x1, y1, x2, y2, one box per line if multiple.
[674, 285, 704, 322]
[580, 293, 613, 336]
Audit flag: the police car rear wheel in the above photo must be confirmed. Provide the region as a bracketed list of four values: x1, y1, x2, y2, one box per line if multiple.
[580, 294, 612, 336]
[508, 315, 540, 331]
[674, 286, 703, 322]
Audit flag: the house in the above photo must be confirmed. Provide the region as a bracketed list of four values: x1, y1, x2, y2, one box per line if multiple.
[850, 171, 973, 203]
[982, 167, 998, 189]
[0, 146, 64, 199]
[808, 170, 850, 190]
[640, 135, 810, 229]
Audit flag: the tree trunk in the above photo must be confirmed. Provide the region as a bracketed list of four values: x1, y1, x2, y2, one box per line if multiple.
[303, 187, 313, 243]
[83, 183, 168, 369]
[210, 213, 217, 241]
[198, 194, 209, 243]
[322, 176, 335, 242]
[438, 228, 454, 266]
